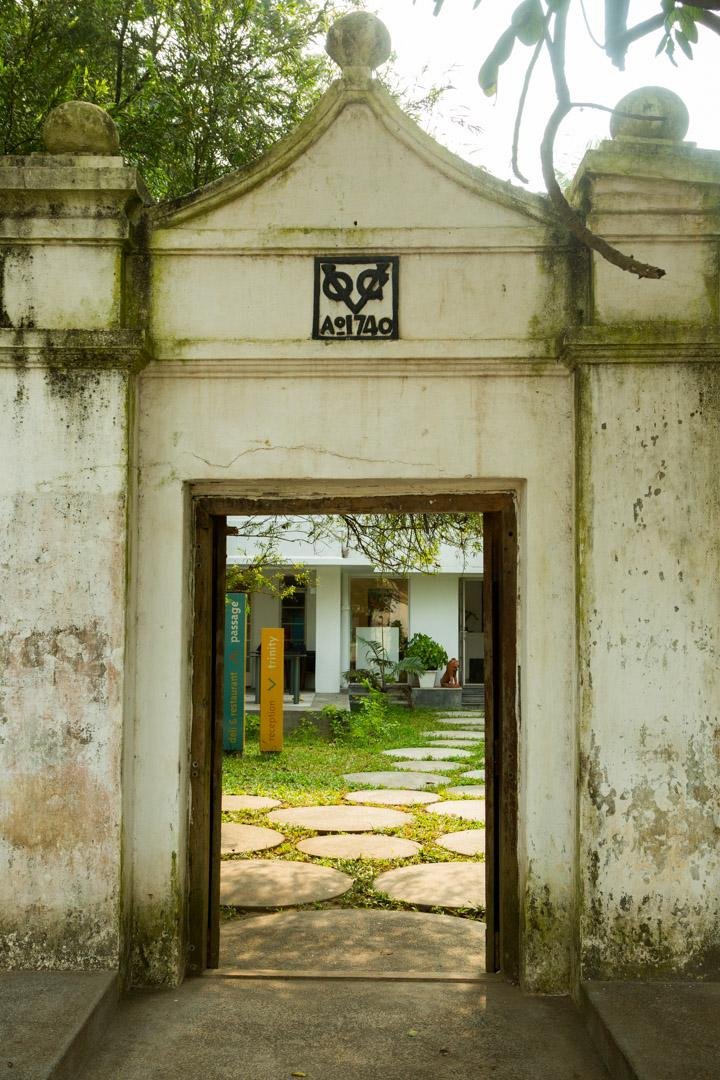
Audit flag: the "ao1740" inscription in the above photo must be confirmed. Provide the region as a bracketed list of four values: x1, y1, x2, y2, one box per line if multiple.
[312, 256, 398, 340]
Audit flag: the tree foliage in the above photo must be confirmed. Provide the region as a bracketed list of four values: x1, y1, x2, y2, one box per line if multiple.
[431, 1, 720, 278]
[0, 0, 340, 198]
[225, 512, 484, 597]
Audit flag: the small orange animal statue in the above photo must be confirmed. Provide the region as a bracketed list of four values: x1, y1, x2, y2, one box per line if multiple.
[440, 658, 461, 688]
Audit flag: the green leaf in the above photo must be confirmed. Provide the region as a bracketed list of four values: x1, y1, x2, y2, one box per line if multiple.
[511, 0, 544, 46]
[675, 29, 693, 58]
[678, 9, 698, 43]
[478, 26, 516, 95]
[655, 31, 670, 55]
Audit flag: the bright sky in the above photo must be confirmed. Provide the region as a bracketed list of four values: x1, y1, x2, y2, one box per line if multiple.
[366, 1, 717, 191]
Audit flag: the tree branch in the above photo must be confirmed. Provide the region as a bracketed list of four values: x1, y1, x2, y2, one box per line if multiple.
[541, 100, 665, 279]
[512, 36, 544, 184]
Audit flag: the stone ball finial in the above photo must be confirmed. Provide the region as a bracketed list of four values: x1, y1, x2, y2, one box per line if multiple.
[43, 101, 120, 155]
[325, 12, 391, 78]
[610, 86, 689, 143]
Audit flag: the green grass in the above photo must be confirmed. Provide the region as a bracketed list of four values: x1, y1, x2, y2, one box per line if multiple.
[221, 703, 486, 921]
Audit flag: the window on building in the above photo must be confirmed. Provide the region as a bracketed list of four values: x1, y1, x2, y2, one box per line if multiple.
[281, 576, 305, 651]
[349, 576, 408, 667]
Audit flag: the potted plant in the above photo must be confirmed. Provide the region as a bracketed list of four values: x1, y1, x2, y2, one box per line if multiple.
[343, 642, 425, 710]
[405, 633, 448, 689]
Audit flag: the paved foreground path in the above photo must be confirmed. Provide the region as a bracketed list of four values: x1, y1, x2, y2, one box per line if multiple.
[79, 910, 610, 1080]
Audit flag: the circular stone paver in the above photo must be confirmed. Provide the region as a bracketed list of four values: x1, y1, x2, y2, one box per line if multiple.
[446, 785, 486, 798]
[433, 717, 484, 727]
[392, 760, 463, 773]
[383, 747, 472, 761]
[459, 770, 485, 780]
[296, 834, 421, 859]
[426, 731, 483, 741]
[344, 789, 441, 806]
[222, 794, 281, 811]
[436, 829, 486, 856]
[435, 710, 483, 716]
[343, 770, 452, 789]
[427, 799, 486, 822]
[221, 823, 285, 855]
[374, 863, 485, 908]
[266, 805, 412, 833]
[426, 740, 482, 749]
[220, 859, 352, 908]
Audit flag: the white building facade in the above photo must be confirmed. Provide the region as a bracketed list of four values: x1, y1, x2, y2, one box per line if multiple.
[227, 522, 484, 692]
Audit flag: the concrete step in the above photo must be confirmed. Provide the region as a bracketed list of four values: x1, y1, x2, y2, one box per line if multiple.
[579, 979, 720, 1080]
[2, 969, 119, 1079]
[462, 685, 485, 707]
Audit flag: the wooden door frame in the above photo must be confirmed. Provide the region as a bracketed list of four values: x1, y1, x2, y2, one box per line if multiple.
[483, 506, 519, 976]
[187, 491, 519, 979]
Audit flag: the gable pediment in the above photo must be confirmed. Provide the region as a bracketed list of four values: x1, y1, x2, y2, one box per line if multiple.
[152, 80, 551, 246]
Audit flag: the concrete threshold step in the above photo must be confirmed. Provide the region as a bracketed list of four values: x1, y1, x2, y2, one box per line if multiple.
[2, 969, 119, 1079]
[579, 979, 720, 1080]
[209, 967, 494, 983]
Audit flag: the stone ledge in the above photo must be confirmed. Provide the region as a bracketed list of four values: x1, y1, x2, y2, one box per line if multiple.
[0, 328, 148, 370]
[1, 969, 119, 1080]
[579, 980, 720, 1080]
[565, 324, 720, 365]
[411, 687, 464, 708]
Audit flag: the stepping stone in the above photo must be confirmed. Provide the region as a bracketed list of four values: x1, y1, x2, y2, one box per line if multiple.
[436, 829, 486, 856]
[459, 770, 485, 780]
[220, 909, 486, 975]
[432, 717, 484, 727]
[374, 862, 485, 908]
[344, 789, 441, 806]
[435, 712, 483, 719]
[392, 760, 463, 774]
[426, 731, 483, 741]
[221, 823, 284, 855]
[427, 740, 483, 749]
[343, 770, 452, 789]
[220, 859, 351, 908]
[446, 785, 486, 798]
[222, 794, 281, 811]
[267, 805, 412, 833]
[383, 747, 472, 761]
[435, 710, 483, 716]
[427, 800, 486, 822]
[297, 834, 421, 859]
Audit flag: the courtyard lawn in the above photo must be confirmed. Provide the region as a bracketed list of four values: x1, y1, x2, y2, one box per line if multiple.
[221, 704, 486, 919]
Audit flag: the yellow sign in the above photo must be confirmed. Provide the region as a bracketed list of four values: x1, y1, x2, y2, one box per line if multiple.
[260, 628, 284, 752]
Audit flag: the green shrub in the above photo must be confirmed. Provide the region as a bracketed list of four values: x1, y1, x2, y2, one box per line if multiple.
[320, 703, 352, 740]
[406, 632, 448, 670]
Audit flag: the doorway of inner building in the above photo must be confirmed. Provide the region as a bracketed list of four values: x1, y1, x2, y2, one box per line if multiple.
[188, 490, 518, 981]
[460, 577, 485, 707]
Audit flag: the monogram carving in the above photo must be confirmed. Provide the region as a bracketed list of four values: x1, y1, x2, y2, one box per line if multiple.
[312, 255, 398, 340]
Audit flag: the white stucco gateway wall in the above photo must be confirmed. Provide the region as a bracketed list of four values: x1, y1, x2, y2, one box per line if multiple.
[131, 60, 578, 988]
[2, 15, 719, 996]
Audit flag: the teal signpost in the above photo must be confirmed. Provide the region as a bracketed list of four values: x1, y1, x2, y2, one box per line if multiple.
[223, 592, 247, 752]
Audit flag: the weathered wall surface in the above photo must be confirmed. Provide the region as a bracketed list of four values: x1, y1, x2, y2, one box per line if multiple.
[134, 376, 576, 990]
[577, 361, 720, 978]
[0, 360, 130, 968]
[573, 105, 720, 982]
[3, 43, 719, 996]
[0, 141, 143, 970]
[128, 75, 579, 991]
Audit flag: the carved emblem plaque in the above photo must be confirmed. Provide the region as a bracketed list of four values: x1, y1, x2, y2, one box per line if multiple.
[312, 256, 399, 340]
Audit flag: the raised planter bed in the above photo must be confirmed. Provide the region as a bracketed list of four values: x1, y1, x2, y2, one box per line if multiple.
[410, 686, 464, 709]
